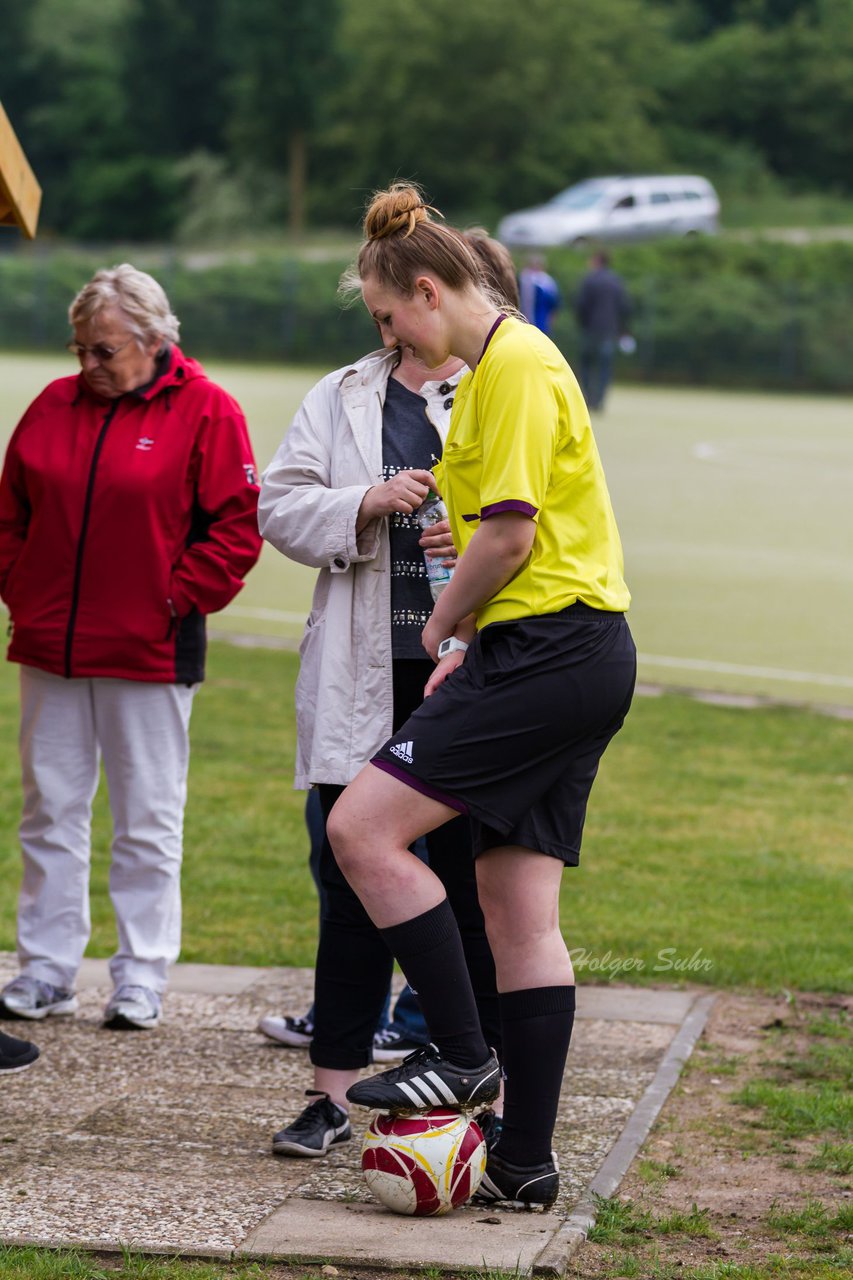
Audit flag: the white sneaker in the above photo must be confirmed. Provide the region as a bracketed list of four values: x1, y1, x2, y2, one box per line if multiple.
[257, 1014, 314, 1047]
[0, 976, 78, 1020]
[103, 984, 162, 1030]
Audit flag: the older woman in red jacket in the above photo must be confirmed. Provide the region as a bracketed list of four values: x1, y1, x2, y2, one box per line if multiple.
[0, 264, 262, 1030]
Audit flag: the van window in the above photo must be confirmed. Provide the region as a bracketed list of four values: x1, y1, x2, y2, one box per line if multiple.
[549, 180, 609, 210]
[613, 195, 636, 209]
[650, 191, 671, 204]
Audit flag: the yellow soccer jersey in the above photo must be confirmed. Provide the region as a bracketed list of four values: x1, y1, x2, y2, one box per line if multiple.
[435, 317, 630, 629]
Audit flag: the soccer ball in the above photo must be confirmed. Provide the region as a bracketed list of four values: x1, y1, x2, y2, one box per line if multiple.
[361, 1108, 486, 1216]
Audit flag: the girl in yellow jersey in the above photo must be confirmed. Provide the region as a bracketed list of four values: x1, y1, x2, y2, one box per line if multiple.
[328, 184, 636, 1209]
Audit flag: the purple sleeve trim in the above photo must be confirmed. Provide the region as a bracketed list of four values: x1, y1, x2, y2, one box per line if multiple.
[462, 512, 479, 523]
[370, 759, 469, 815]
[481, 500, 538, 520]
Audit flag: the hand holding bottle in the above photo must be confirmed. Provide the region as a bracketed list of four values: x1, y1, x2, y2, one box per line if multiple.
[357, 468, 435, 526]
[418, 516, 456, 567]
[414, 493, 455, 600]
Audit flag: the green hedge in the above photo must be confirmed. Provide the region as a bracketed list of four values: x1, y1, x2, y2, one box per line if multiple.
[0, 247, 378, 366]
[544, 237, 853, 392]
[1, 236, 852, 391]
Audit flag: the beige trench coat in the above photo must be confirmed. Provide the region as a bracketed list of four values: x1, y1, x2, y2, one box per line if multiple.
[258, 348, 461, 788]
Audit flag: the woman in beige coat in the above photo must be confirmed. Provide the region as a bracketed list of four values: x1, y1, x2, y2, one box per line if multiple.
[258, 343, 500, 1158]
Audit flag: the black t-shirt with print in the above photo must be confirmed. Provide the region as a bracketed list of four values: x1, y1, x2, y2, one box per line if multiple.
[381, 377, 443, 659]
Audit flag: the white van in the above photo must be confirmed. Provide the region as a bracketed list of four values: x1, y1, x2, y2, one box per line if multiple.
[497, 175, 720, 248]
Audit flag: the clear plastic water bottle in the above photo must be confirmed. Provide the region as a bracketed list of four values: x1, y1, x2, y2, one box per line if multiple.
[415, 492, 454, 601]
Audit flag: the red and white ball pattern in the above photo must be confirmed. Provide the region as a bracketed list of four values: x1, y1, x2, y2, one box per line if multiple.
[361, 1108, 487, 1216]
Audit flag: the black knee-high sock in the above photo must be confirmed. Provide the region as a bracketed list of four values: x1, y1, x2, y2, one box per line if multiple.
[495, 986, 576, 1167]
[380, 899, 490, 1069]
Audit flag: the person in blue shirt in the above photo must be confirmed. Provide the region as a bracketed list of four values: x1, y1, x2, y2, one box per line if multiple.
[519, 255, 562, 335]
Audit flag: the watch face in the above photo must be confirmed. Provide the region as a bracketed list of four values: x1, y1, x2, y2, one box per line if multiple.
[438, 637, 466, 658]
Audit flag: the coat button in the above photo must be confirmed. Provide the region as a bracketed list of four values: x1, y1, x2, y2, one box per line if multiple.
[333, 557, 346, 568]
[444, 397, 454, 410]
[438, 382, 451, 394]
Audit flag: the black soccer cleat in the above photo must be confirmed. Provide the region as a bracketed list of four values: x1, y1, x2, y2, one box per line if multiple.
[346, 1042, 501, 1114]
[0, 1029, 40, 1074]
[473, 1149, 560, 1210]
[272, 1091, 351, 1158]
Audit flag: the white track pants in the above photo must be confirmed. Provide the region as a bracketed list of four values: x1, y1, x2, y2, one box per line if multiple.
[16, 667, 197, 993]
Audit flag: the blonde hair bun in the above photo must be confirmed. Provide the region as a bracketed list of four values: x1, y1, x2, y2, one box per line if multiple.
[364, 182, 437, 241]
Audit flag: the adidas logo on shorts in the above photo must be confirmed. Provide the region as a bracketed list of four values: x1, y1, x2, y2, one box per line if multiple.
[389, 740, 414, 764]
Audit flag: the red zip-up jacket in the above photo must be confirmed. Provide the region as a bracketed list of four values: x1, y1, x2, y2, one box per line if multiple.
[0, 346, 262, 683]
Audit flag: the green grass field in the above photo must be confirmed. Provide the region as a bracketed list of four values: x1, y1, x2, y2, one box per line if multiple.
[0, 354, 851, 991]
[0, 356, 851, 1280]
[0, 642, 850, 992]
[3, 353, 850, 709]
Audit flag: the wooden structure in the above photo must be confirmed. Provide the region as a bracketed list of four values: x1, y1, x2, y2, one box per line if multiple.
[0, 100, 42, 239]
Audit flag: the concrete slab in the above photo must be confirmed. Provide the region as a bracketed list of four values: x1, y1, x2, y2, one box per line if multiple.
[240, 1199, 561, 1272]
[71, 957, 695, 1022]
[0, 953, 714, 1274]
[575, 985, 696, 1025]
[74, 956, 289, 996]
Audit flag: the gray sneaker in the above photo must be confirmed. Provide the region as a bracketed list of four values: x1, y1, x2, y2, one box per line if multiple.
[103, 984, 162, 1030]
[272, 1091, 351, 1158]
[0, 976, 78, 1020]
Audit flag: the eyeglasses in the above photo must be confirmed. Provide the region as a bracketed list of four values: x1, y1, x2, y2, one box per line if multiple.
[66, 338, 134, 362]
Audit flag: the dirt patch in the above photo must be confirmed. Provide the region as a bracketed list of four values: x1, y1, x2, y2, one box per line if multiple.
[569, 989, 852, 1278]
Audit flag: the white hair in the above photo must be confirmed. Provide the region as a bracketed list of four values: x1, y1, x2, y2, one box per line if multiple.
[69, 263, 180, 346]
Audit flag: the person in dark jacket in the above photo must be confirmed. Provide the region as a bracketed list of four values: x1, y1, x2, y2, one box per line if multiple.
[575, 251, 631, 411]
[0, 264, 262, 1030]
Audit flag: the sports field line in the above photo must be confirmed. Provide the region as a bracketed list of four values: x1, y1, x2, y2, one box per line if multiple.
[222, 606, 853, 692]
[642, 653, 853, 690]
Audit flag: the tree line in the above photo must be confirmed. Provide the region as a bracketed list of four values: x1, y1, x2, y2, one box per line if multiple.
[1, 0, 851, 242]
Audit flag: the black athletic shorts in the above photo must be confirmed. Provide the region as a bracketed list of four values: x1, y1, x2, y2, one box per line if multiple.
[371, 602, 637, 865]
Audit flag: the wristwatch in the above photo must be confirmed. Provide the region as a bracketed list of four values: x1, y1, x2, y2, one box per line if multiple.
[437, 637, 469, 660]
